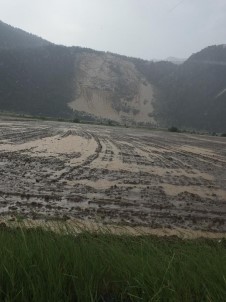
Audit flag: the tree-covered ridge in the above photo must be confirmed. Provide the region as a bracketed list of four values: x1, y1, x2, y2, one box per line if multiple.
[0, 20, 50, 49]
[188, 44, 226, 63]
[155, 45, 226, 131]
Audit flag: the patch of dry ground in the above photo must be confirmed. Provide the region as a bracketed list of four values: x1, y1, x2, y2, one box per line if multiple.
[0, 118, 226, 235]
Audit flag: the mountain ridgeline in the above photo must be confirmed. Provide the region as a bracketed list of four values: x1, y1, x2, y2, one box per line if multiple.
[0, 20, 50, 49]
[0, 21, 226, 132]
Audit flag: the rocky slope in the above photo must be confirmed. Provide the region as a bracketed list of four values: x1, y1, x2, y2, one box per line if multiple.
[69, 52, 156, 125]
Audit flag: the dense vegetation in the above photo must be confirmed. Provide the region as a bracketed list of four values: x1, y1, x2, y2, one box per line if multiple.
[0, 45, 76, 117]
[0, 226, 225, 302]
[0, 20, 50, 49]
[133, 45, 226, 132]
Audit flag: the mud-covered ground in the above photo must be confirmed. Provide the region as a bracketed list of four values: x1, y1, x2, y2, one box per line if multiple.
[0, 117, 226, 232]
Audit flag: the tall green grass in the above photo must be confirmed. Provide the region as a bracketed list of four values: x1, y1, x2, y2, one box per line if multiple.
[0, 226, 225, 301]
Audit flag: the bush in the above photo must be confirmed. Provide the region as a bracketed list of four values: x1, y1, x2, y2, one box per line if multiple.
[168, 126, 179, 132]
[73, 118, 80, 123]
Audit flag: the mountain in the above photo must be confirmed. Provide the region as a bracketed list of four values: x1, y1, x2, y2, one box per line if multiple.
[0, 45, 77, 117]
[0, 20, 226, 132]
[0, 20, 50, 49]
[151, 45, 226, 131]
[165, 57, 186, 64]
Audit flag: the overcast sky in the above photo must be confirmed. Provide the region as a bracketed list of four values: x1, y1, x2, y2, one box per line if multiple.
[0, 0, 225, 60]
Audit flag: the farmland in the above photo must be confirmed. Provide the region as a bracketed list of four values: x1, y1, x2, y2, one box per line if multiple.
[0, 117, 226, 234]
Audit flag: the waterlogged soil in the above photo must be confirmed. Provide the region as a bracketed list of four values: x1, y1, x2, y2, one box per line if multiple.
[0, 118, 226, 232]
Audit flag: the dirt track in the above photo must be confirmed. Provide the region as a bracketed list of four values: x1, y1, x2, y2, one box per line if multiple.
[0, 118, 226, 232]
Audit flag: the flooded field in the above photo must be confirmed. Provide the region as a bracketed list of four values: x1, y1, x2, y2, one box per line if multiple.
[0, 117, 226, 233]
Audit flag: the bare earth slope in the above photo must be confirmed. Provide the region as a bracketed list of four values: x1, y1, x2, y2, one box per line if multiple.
[0, 118, 225, 233]
[69, 52, 156, 125]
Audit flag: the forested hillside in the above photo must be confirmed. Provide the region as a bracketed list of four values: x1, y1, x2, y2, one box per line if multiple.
[0, 45, 76, 117]
[149, 45, 226, 131]
[0, 20, 50, 49]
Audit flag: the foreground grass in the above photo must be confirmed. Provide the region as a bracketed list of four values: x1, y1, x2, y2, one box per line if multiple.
[0, 227, 225, 301]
